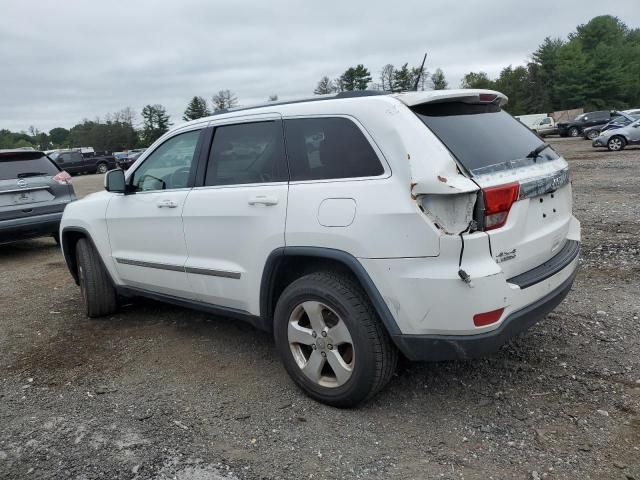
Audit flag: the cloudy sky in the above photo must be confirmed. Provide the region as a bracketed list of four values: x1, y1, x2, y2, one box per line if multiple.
[1, 0, 639, 133]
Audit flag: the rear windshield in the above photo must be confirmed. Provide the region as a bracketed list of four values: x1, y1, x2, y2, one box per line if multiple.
[0, 152, 60, 181]
[413, 103, 559, 176]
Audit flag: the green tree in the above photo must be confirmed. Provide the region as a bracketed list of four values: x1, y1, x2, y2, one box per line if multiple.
[340, 64, 372, 91]
[49, 127, 70, 147]
[392, 63, 414, 91]
[183, 96, 210, 121]
[460, 71, 494, 89]
[494, 65, 529, 114]
[430, 68, 448, 90]
[141, 104, 171, 146]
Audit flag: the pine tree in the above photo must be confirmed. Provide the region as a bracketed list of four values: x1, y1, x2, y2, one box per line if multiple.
[141, 104, 171, 145]
[430, 68, 448, 90]
[183, 96, 210, 121]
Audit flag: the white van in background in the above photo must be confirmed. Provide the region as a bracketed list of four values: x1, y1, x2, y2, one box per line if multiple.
[515, 114, 557, 137]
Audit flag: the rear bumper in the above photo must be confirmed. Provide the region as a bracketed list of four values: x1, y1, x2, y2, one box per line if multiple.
[0, 212, 63, 243]
[393, 266, 577, 361]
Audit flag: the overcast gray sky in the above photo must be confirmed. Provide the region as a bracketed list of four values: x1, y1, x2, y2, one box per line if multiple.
[1, 0, 639, 133]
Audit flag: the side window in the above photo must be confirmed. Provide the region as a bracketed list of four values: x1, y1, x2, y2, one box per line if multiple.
[204, 121, 287, 186]
[132, 130, 200, 191]
[284, 117, 384, 181]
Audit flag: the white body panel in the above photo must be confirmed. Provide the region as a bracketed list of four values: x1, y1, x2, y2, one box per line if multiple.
[181, 182, 288, 313]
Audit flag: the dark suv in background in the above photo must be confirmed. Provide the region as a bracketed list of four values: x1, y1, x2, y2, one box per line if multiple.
[557, 110, 613, 137]
[0, 149, 76, 244]
[48, 150, 116, 175]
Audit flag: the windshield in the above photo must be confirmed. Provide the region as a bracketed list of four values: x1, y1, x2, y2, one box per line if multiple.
[412, 102, 559, 176]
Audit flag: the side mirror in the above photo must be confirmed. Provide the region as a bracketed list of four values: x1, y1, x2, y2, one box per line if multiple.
[104, 169, 127, 193]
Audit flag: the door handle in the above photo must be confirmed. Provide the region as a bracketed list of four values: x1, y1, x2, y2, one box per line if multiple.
[157, 199, 178, 208]
[248, 195, 278, 206]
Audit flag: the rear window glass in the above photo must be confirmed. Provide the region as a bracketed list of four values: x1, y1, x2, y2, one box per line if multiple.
[284, 117, 384, 181]
[412, 103, 559, 176]
[0, 152, 59, 180]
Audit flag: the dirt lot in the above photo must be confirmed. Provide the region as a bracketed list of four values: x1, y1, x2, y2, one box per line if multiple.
[1, 139, 639, 480]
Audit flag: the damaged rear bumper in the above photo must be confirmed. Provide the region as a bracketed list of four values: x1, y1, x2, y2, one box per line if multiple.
[392, 264, 577, 361]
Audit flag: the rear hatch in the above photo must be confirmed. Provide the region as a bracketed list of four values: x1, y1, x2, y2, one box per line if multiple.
[0, 151, 75, 222]
[409, 93, 573, 279]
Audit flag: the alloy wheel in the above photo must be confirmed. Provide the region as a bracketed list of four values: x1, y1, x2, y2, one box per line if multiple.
[608, 137, 623, 151]
[288, 301, 354, 388]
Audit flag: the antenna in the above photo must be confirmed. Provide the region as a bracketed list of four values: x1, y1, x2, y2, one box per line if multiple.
[413, 53, 427, 91]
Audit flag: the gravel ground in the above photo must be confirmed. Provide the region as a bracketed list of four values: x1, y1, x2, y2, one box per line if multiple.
[1, 138, 639, 480]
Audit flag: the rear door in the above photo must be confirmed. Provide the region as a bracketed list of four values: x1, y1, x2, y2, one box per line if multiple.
[411, 99, 574, 278]
[181, 115, 288, 314]
[0, 151, 74, 223]
[106, 127, 203, 298]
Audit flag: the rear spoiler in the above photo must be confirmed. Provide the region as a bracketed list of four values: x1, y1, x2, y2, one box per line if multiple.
[393, 89, 508, 108]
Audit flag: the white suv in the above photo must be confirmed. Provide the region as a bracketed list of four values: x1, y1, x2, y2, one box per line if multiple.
[60, 89, 580, 407]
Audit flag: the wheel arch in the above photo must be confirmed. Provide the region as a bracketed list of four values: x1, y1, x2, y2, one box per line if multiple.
[61, 226, 115, 286]
[260, 247, 401, 336]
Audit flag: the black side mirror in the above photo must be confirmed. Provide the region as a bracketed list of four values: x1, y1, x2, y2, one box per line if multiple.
[104, 169, 127, 193]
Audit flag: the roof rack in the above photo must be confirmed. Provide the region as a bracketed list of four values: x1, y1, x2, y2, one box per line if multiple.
[210, 90, 390, 117]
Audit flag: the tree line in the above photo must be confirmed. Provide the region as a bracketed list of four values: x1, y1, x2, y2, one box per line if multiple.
[2, 15, 636, 152]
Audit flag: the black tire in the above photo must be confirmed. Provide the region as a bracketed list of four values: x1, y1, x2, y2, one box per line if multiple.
[274, 271, 397, 407]
[569, 127, 579, 137]
[586, 130, 599, 140]
[607, 136, 626, 151]
[96, 162, 108, 174]
[76, 238, 118, 317]
[52, 233, 61, 245]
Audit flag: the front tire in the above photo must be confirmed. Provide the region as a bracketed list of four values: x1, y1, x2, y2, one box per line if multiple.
[569, 127, 579, 137]
[274, 271, 397, 407]
[587, 130, 599, 140]
[607, 136, 626, 151]
[76, 238, 118, 317]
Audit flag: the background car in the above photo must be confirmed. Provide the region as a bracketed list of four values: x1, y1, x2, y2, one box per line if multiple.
[48, 150, 116, 174]
[582, 112, 640, 139]
[0, 149, 76, 244]
[115, 149, 146, 170]
[557, 110, 614, 137]
[592, 118, 640, 151]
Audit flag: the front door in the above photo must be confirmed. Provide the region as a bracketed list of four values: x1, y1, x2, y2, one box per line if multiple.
[181, 116, 288, 315]
[106, 128, 203, 298]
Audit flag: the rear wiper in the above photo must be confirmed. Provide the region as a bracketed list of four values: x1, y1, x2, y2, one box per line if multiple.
[526, 143, 551, 160]
[17, 172, 48, 178]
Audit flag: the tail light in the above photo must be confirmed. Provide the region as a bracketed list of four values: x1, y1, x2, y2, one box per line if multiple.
[482, 182, 519, 230]
[53, 171, 72, 185]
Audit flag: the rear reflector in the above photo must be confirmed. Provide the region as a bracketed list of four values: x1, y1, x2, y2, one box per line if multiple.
[53, 171, 72, 185]
[473, 308, 504, 327]
[482, 182, 519, 230]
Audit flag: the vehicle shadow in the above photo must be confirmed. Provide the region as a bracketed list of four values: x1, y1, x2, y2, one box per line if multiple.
[0, 237, 60, 260]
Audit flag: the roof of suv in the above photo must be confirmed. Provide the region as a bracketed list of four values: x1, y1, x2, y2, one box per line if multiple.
[0, 149, 45, 156]
[178, 89, 508, 129]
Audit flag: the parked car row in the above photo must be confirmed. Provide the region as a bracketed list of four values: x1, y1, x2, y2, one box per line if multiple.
[592, 118, 640, 151]
[114, 148, 146, 170]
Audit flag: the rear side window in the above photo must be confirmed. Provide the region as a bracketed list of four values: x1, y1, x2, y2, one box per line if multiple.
[413, 103, 559, 176]
[284, 117, 384, 181]
[205, 121, 287, 186]
[0, 152, 59, 180]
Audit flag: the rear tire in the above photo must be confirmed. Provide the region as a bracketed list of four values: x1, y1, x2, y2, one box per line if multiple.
[607, 136, 626, 151]
[76, 238, 118, 317]
[274, 271, 397, 407]
[587, 130, 599, 140]
[569, 127, 579, 137]
[96, 163, 108, 174]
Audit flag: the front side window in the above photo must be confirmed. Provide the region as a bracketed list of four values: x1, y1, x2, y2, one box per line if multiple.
[284, 117, 384, 181]
[204, 121, 287, 186]
[131, 130, 200, 191]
